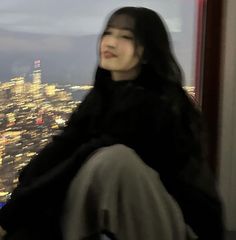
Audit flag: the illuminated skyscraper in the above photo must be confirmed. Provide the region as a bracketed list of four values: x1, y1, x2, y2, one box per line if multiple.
[32, 60, 42, 97]
[32, 60, 42, 85]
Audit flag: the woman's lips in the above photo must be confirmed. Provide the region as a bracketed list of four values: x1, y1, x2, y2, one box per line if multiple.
[102, 51, 117, 58]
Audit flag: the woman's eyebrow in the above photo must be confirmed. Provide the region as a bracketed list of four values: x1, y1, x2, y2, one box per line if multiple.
[107, 25, 134, 32]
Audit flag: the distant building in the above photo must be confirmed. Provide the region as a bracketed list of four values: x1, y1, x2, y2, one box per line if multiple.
[32, 60, 42, 85]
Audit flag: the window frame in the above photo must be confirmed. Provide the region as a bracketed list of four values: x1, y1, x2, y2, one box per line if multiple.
[201, 0, 225, 176]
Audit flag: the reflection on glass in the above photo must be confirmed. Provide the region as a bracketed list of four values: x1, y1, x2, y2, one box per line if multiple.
[0, 0, 201, 204]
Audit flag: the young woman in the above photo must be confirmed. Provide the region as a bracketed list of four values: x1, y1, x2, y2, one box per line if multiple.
[0, 7, 223, 240]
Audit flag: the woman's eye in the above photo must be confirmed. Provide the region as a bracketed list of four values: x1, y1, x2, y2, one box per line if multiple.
[121, 35, 133, 40]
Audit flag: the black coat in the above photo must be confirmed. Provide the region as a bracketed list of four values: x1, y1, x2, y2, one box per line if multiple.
[0, 69, 224, 240]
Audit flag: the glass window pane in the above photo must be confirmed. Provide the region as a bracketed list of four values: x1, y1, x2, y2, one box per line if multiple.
[0, 0, 203, 204]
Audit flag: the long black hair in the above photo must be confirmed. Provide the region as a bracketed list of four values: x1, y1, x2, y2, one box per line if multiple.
[94, 7, 183, 89]
[94, 7, 207, 167]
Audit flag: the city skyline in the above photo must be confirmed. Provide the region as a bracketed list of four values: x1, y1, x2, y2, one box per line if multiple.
[0, 61, 92, 203]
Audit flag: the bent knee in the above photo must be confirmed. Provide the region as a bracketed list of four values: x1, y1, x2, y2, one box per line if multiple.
[86, 144, 144, 175]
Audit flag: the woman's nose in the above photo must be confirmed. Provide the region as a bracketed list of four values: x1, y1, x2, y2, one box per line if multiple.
[106, 36, 118, 48]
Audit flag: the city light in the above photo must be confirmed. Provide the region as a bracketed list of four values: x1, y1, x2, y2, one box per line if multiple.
[0, 60, 92, 204]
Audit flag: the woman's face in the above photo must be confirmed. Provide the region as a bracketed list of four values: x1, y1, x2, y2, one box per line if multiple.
[99, 25, 144, 81]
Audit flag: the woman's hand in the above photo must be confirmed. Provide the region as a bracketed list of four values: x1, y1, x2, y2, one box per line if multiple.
[0, 226, 6, 240]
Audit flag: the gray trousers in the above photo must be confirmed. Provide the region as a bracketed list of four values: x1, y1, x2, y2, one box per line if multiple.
[61, 144, 194, 240]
